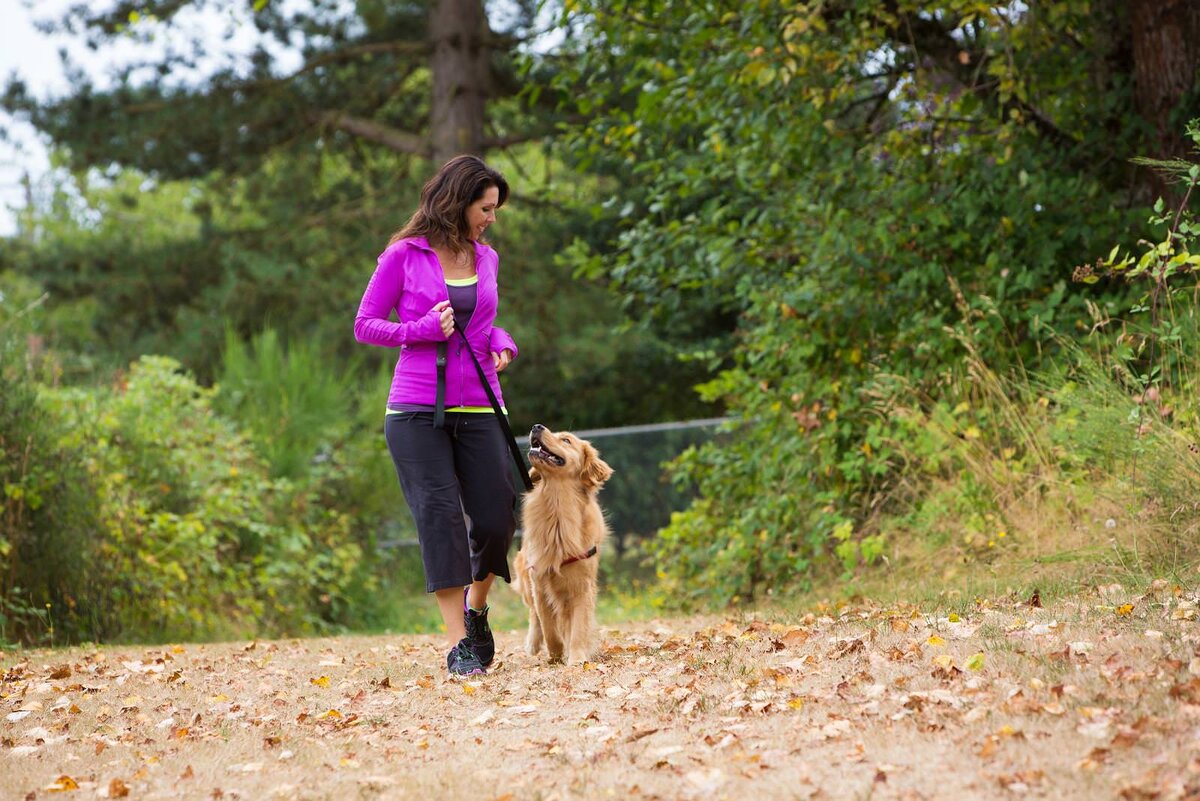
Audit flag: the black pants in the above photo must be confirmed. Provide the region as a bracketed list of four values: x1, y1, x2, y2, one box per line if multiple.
[384, 411, 515, 592]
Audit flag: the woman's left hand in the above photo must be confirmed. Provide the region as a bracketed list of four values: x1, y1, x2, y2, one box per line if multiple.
[492, 349, 513, 372]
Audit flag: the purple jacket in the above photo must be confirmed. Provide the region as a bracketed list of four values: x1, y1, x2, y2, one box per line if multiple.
[354, 236, 518, 408]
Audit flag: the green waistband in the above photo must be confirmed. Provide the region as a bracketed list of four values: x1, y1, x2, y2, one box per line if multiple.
[386, 406, 503, 415]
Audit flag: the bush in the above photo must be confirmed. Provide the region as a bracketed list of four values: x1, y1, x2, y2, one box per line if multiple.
[0, 306, 102, 645]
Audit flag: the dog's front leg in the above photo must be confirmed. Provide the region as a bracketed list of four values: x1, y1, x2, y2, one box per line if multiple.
[532, 582, 565, 663]
[564, 593, 595, 666]
[524, 598, 544, 656]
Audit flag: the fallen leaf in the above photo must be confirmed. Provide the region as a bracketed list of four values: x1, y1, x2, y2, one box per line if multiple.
[625, 727, 659, 742]
[44, 775, 79, 792]
[781, 628, 811, 645]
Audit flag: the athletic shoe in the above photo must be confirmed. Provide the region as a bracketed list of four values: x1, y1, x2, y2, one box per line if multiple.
[463, 589, 495, 667]
[446, 640, 485, 676]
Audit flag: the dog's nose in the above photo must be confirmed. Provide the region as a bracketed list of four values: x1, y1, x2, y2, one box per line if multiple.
[531, 424, 545, 435]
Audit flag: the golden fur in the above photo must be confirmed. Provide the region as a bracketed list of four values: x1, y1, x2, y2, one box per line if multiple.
[511, 424, 613, 665]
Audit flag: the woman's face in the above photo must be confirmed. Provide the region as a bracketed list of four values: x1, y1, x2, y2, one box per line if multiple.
[465, 186, 500, 241]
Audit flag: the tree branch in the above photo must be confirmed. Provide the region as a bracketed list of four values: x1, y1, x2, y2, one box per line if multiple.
[311, 112, 430, 156]
[884, 3, 1079, 152]
[481, 132, 550, 149]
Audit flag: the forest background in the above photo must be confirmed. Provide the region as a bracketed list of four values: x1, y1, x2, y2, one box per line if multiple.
[2, 0, 1200, 647]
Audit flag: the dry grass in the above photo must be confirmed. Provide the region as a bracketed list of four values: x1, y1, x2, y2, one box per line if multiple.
[4, 577, 1200, 801]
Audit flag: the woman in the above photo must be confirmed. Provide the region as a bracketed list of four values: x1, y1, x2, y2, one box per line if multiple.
[354, 155, 518, 676]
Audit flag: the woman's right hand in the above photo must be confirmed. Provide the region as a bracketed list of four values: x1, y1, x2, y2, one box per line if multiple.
[433, 300, 454, 338]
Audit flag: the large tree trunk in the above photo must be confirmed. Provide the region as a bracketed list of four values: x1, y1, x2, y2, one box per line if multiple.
[429, 0, 491, 164]
[1130, 0, 1200, 163]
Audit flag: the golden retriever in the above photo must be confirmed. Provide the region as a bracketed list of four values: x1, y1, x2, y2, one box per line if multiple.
[511, 423, 613, 665]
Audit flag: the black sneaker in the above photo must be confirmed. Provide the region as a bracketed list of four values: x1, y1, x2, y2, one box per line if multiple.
[447, 640, 485, 677]
[463, 588, 495, 667]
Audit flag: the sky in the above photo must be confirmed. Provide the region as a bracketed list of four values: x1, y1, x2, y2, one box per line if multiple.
[0, 0, 552, 237]
[0, 0, 303, 236]
[0, 0, 64, 235]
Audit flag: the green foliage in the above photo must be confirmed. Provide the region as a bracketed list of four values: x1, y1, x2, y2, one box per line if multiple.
[555, 0, 1150, 603]
[216, 326, 358, 480]
[1085, 121, 1200, 400]
[37, 355, 373, 641]
[0, 274, 102, 645]
[0, 277, 389, 644]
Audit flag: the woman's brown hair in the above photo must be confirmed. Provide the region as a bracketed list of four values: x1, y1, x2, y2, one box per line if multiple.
[389, 155, 509, 252]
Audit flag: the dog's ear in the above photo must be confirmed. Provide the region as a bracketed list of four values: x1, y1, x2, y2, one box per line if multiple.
[582, 444, 613, 489]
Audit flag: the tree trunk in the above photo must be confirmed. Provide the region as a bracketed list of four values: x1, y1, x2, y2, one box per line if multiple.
[429, 0, 491, 164]
[1130, 0, 1200, 162]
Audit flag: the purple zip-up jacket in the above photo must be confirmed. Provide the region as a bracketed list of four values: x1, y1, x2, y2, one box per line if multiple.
[354, 236, 518, 408]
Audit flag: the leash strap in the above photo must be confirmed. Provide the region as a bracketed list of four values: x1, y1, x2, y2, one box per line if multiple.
[434, 342, 448, 430]
[441, 327, 533, 492]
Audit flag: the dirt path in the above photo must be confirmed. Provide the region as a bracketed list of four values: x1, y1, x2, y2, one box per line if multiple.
[3, 583, 1199, 800]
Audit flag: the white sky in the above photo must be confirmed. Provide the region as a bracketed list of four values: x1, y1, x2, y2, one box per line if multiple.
[0, 0, 305, 236]
[0, 0, 64, 235]
[0, 0, 553, 237]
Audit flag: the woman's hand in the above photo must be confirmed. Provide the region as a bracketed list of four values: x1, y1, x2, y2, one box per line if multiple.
[492, 348, 513, 372]
[433, 300, 454, 338]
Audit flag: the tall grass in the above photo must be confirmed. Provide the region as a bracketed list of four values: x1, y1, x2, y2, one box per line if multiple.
[0, 274, 103, 645]
[216, 326, 359, 479]
[841, 305, 1200, 611]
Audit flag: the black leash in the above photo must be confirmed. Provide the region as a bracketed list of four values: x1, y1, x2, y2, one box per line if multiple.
[434, 329, 533, 492]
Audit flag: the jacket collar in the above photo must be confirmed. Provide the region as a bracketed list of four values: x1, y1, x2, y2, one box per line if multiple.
[410, 236, 490, 259]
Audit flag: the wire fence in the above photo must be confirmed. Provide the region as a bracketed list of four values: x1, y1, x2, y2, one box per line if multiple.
[375, 417, 734, 553]
[576, 417, 732, 555]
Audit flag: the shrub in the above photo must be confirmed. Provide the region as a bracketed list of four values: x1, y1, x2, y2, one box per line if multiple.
[0, 329, 103, 645]
[32, 356, 373, 642]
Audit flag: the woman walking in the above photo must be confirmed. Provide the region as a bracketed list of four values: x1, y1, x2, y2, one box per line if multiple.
[354, 155, 518, 676]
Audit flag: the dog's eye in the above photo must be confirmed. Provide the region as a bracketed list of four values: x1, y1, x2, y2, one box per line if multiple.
[560, 435, 571, 443]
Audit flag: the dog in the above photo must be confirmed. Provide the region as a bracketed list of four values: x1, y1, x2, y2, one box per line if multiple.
[511, 423, 613, 665]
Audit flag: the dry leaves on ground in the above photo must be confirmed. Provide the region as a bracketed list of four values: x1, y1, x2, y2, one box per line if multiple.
[3, 581, 1200, 800]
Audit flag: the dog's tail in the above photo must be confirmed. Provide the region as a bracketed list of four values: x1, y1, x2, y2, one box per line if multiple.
[510, 550, 526, 597]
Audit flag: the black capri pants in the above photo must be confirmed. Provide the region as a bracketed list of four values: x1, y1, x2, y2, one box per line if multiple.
[384, 411, 516, 592]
